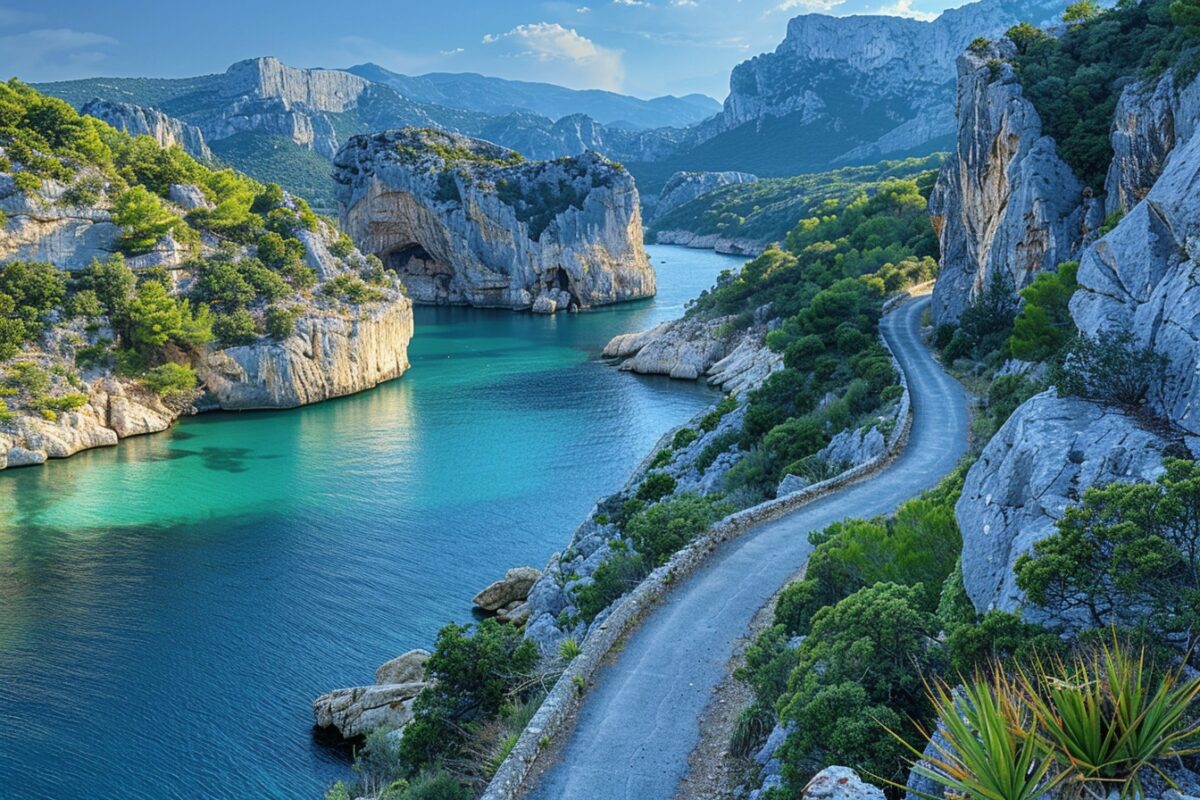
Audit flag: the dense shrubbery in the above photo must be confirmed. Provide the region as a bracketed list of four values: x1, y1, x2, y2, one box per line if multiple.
[647, 155, 943, 245]
[1009, 0, 1196, 188]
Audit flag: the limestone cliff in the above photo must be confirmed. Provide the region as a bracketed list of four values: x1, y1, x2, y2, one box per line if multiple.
[80, 100, 213, 162]
[648, 171, 757, 225]
[1072, 78, 1200, 436]
[689, 0, 1065, 173]
[929, 41, 1096, 325]
[334, 128, 654, 312]
[0, 165, 413, 469]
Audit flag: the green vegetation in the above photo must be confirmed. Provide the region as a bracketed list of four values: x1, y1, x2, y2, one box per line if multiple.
[1016, 458, 1200, 649]
[209, 134, 337, 212]
[901, 638, 1200, 800]
[647, 155, 943, 247]
[395, 130, 524, 169]
[1009, 0, 1197, 188]
[1054, 330, 1168, 410]
[1009, 261, 1078, 362]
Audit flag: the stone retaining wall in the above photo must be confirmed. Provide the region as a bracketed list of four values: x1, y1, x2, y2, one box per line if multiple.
[479, 288, 928, 800]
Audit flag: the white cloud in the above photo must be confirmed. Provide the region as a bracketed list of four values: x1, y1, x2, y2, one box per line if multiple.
[0, 28, 117, 80]
[873, 0, 937, 20]
[770, 0, 844, 12]
[613, 0, 651, 6]
[482, 22, 624, 90]
[671, 0, 699, 6]
[576, 5, 591, 11]
[439, 47, 465, 55]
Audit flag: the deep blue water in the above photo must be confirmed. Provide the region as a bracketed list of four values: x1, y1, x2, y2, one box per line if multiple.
[0, 245, 743, 800]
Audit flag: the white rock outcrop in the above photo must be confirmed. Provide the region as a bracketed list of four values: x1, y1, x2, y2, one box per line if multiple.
[335, 129, 655, 311]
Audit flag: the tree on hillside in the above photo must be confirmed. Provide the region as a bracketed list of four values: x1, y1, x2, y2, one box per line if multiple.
[1063, 0, 1102, 25]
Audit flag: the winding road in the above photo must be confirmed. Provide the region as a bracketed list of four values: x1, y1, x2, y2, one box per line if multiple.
[526, 297, 969, 800]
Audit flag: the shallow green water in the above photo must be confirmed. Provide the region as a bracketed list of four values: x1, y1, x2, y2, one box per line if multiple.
[0, 245, 742, 800]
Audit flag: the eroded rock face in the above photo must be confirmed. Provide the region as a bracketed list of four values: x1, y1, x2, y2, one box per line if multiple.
[649, 170, 757, 225]
[602, 312, 781, 392]
[956, 392, 1169, 619]
[1104, 69, 1200, 217]
[1071, 110, 1200, 435]
[374, 649, 431, 686]
[197, 298, 413, 410]
[335, 129, 655, 311]
[313, 682, 426, 739]
[81, 99, 213, 161]
[929, 43, 1094, 325]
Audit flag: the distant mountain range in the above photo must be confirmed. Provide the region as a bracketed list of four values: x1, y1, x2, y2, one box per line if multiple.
[344, 64, 720, 130]
[34, 0, 1069, 208]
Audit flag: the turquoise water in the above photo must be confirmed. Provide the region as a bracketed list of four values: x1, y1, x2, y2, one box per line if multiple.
[0, 245, 742, 800]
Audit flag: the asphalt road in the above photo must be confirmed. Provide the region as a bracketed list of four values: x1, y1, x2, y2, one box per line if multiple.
[526, 297, 969, 800]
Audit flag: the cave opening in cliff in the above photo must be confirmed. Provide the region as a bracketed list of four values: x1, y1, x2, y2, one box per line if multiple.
[545, 267, 579, 307]
[384, 241, 453, 280]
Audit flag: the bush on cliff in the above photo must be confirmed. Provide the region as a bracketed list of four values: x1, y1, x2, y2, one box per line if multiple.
[625, 493, 733, 566]
[1009, 261, 1079, 362]
[1016, 458, 1200, 651]
[1010, 0, 1193, 189]
[1053, 330, 1167, 410]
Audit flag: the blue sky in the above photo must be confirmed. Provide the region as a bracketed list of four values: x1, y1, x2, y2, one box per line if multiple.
[0, 0, 958, 99]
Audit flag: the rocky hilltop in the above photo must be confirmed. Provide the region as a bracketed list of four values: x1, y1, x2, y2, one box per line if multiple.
[0, 84, 413, 469]
[640, 0, 1066, 180]
[334, 129, 654, 312]
[648, 170, 757, 225]
[81, 99, 213, 162]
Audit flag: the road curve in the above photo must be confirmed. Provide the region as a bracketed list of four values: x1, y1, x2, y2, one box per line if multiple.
[526, 297, 969, 800]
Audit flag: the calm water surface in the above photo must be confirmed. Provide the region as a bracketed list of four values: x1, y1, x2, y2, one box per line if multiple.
[0, 245, 743, 800]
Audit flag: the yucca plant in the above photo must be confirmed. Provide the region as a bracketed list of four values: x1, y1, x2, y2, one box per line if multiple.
[1018, 638, 1200, 799]
[887, 671, 1061, 800]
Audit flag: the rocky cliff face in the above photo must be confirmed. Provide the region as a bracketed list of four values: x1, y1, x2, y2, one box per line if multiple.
[929, 42, 1096, 325]
[0, 169, 413, 469]
[956, 392, 1170, 619]
[81, 99, 213, 162]
[649, 170, 757, 225]
[334, 129, 655, 312]
[1104, 69, 1200, 216]
[707, 0, 1065, 169]
[1071, 78, 1200, 436]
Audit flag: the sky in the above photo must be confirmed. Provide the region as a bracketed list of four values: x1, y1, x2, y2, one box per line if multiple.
[0, 0, 959, 100]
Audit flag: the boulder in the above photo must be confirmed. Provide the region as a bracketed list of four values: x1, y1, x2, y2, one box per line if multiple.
[802, 766, 885, 800]
[956, 391, 1169, 619]
[777, 473, 809, 496]
[335, 128, 654, 311]
[168, 183, 213, 210]
[473, 566, 542, 612]
[373, 649, 430, 686]
[312, 681, 426, 739]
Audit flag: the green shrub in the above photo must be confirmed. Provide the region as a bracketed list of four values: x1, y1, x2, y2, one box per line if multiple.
[1016, 458, 1200, 649]
[575, 545, 648, 622]
[777, 582, 940, 790]
[1054, 330, 1167, 409]
[625, 493, 731, 565]
[698, 396, 738, 432]
[322, 274, 386, 304]
[213, 309, 257, 345]
[635, 471, 677, 503]
[113, 185, 183, 254]
[649, 449, 672, 469]
[945, 611, 1065, 677]
[1009, 261, 1078, 362]
[0, 260, 67, 333]
[265, 305, 301, 339]
[672, 427, 700, 450]
[142, 362, 197, 396]
[40, 392, 88, 412]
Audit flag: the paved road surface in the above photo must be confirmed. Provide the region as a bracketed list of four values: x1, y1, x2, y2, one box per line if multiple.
[527, 297, 969, 800]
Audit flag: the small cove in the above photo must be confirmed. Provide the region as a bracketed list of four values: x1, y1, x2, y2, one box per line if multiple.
[0, 245, 742, 800]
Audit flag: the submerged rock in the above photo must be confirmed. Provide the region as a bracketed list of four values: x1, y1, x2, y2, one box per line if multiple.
[334, 128, 655, 311]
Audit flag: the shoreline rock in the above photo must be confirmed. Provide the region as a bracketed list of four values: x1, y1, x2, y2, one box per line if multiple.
[335, 128, 655, 312]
